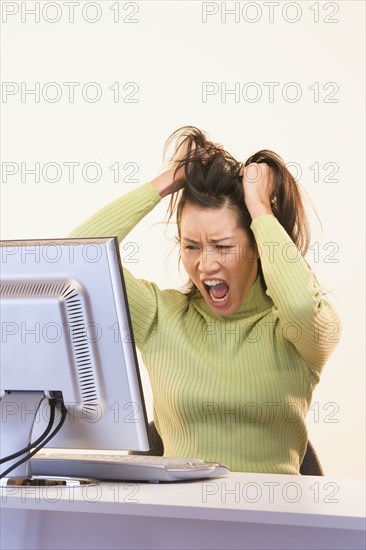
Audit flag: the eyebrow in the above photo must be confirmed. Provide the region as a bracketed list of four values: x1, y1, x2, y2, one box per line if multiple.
[182, 237, 234, 244]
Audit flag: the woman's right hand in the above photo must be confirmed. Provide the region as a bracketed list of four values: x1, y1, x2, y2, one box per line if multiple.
[150, 139, 193, 198]
[150, 140, 223, 198]
[150, 166, 185, 199]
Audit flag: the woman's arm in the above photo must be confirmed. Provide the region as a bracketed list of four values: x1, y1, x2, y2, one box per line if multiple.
[66, 142, 188, 349]
[250, 212, 342, 374]
[67, 179, 165, 351]
[242, 163, 342, 374]
[68, 181, 161, 242]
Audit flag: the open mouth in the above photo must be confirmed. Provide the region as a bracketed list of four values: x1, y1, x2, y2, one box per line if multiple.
[203, 281, 230, 307]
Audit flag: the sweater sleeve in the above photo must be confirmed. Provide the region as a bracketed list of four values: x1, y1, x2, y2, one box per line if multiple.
[250, 214, 342, 375]
[67, 182, 162, 350]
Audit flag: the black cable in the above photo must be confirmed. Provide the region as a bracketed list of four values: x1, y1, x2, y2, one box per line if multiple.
[0, 403, 68, 479]
[0, 398, 56, 465]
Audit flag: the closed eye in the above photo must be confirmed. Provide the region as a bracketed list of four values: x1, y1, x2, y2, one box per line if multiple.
[184, 245, 233, 250]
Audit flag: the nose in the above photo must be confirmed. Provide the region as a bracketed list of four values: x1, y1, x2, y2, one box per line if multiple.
[198, 244, 221, 273]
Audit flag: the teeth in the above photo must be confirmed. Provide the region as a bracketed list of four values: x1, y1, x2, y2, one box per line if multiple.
[203, 279, 226, 286]
[202, 279, 229, 304]
[208, 289, 228, 303]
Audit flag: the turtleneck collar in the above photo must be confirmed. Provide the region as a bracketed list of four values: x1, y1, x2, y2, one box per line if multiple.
[190, 274, 273, 321]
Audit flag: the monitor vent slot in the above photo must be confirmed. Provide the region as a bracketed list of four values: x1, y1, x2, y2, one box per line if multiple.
[0, 281, 71, 298]
[63, 290, 99, 414]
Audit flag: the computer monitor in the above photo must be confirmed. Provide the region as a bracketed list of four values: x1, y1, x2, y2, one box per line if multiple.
[0, 237, 151, 481]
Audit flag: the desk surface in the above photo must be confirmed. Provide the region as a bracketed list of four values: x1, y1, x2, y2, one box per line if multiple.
[1, 472, 365, 531]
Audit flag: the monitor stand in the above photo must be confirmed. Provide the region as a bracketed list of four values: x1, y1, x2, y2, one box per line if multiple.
[0, 391, 94, 486]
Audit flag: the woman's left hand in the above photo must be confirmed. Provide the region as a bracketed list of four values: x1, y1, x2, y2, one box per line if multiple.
[241, 162, 275, 218]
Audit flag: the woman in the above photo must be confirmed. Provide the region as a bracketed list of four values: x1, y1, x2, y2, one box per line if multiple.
[68, 126, 342, 474]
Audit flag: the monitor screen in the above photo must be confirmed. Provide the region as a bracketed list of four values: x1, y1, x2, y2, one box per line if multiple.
[0, 237, 151, 478]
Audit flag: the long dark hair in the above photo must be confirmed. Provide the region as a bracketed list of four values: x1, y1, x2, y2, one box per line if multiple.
[161, 125, 323, 298]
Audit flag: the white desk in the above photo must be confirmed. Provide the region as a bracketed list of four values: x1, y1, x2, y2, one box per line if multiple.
[1, 472, 365, 550]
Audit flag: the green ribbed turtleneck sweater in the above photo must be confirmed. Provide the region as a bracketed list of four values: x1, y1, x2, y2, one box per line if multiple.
[68, 181, 341, 474]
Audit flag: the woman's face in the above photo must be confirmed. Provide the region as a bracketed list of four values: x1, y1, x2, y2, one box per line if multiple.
[180, 204, 259, 316]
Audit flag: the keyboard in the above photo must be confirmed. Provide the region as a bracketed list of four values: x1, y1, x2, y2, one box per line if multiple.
[31, 451, 230, 483]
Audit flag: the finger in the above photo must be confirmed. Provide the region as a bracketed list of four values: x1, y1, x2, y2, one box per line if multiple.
[243, 164, 261, 182]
